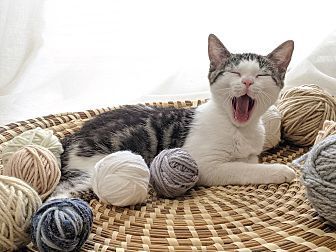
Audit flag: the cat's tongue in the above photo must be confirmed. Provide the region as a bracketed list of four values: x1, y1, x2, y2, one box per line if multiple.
[233, 95, 251, 123]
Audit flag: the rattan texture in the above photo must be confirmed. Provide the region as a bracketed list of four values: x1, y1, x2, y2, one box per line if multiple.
[0, 100, 335, 252]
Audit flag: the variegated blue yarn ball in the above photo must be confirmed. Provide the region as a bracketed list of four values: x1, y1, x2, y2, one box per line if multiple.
[31, 198, 93, 252]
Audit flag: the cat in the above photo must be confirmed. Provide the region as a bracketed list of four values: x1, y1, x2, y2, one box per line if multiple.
[51, 34, 295, 199]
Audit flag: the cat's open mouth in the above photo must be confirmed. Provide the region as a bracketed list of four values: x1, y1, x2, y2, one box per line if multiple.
[232, 94, 255, 123]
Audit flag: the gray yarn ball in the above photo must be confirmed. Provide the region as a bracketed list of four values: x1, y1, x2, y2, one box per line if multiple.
[150, 148, 199, 198]
[295, 134, 336, 225]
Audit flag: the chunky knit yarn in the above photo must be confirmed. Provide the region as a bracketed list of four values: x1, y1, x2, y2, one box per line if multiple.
[150, 148, 199, 198]
[294, 134, 336, 225]
[92, 151, 150, 206]
[277, 84, 336, 146]
[2, 127, 63, 167]
[4, 145, 61, 200]
[0, 175, 42, 251]
[31, 198, 93, 251]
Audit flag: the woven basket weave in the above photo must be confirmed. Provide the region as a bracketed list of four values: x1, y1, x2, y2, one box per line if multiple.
[1, 100, 336, 251]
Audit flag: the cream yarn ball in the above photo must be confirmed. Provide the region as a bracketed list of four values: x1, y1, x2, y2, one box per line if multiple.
[3, 145, 61, 200]
[2, 127, 64, 167]
[277, 84, 336, 146]
[91, 151, 150, 207]
[262, 105, 282, 151]
[0, 175, 42, 251]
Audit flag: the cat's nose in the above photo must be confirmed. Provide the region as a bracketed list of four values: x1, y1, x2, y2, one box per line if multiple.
[242, 78, 254, 87]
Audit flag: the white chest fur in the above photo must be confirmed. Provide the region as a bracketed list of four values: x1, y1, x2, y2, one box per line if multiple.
[182, 101, 296, 187]
[183, 101, 265, 183]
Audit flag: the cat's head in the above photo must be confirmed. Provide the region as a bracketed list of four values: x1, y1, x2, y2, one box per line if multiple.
[208, 34, 294, 127]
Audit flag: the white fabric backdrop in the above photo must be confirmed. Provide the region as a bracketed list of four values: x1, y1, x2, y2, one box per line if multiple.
[0, 0, 43, 93]
[0, 0, 336, 126]
[285, 29, 336, 95]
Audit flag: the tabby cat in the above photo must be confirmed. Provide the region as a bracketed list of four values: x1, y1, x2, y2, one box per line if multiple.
[51, 34, 295, 199]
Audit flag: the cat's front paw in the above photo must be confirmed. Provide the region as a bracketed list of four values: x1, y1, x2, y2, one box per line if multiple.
[268, 164, 296, 184]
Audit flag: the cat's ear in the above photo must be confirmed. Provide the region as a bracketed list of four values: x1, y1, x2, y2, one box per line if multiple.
[267, 40, 294, 73]
[208, 34, 231, 70]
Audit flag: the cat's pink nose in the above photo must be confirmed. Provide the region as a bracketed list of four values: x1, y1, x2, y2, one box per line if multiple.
[242, 78, 254, 87]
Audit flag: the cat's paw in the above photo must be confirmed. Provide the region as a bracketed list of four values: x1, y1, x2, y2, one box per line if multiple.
[268, 164, 296, 184]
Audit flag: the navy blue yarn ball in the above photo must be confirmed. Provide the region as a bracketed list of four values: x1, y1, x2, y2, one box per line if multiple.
[31, 198, 93, 252]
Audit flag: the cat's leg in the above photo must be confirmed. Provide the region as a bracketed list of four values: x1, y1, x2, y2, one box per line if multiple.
[48, 154, 108, 200]
[197, 161, 296, 186]
[48, 169, 92, 200]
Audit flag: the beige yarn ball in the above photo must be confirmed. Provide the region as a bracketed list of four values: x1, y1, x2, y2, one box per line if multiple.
[0, 175, 42, 251]
[2, 127, 63, 168]
[262, 105, 282, 150]
[277, 84, 336, 146]
[3, 145, 61, 200]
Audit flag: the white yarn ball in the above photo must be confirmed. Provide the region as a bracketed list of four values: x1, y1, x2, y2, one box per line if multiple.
[262, 105, 282, 151]
[91, 151, 150, 207]
[2, 127, 63, 167]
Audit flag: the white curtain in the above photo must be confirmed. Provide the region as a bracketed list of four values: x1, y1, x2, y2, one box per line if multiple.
[0, 0, 335, 126]
[0, 0, 44, 94]
[286, 30, 336, 95]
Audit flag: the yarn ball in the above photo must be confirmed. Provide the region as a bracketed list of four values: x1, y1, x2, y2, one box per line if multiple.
[0, 175, 42, 251]
[150, 148, 199, 198]
[277, 84, 336, 146]
[294, 134, 336, 225]
[2, 127, 64, 167]
[3, 145, 61, 200]
[315, 120, 336, 145]
[261, 105, 282, 150]
[91, 151, 150, 206]
[31, 198, 93, 252]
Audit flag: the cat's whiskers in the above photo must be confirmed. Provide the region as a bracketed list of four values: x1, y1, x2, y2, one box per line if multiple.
[253, 92, 267, 108]
[252, 88, 272, 108]
[255, 96, 265, 108]
[223, 93, 234, 107]
[258, 90, 272, 105]
[215, 87, 234, 107]
[258, 89, 272, 101]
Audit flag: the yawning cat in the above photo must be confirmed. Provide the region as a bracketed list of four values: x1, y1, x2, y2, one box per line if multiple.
[52, 34, 295, 199]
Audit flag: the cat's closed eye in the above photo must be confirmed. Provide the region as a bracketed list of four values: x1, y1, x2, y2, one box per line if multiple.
[256, 74, 271, 78]
[228, 71, 241, 77]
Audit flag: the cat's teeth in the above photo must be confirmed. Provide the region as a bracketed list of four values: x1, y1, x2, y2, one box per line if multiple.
[232, 97, 237, 109]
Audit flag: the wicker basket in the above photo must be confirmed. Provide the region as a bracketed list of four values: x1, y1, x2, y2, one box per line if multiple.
[1, 100, 335, 251]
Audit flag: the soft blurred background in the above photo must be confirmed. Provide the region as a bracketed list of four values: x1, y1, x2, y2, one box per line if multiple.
[0, 0, 335, 126]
